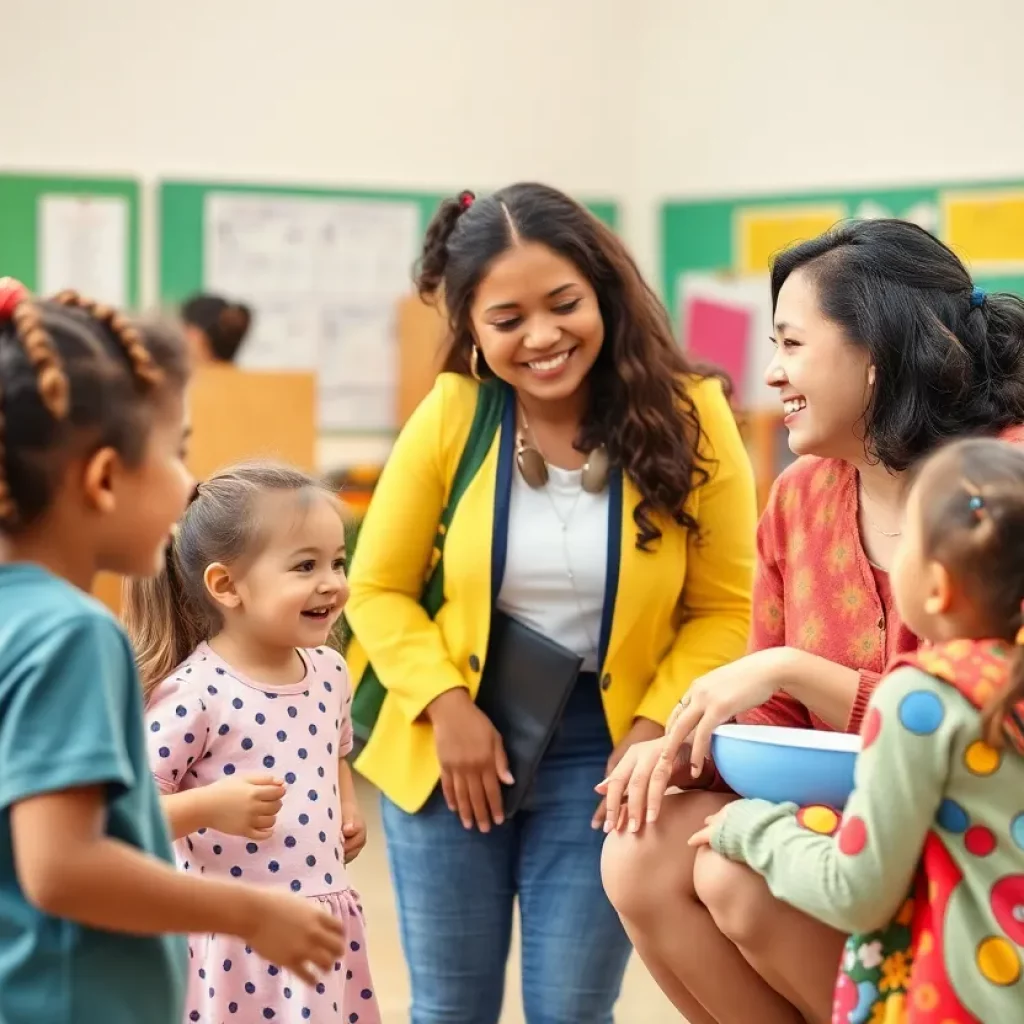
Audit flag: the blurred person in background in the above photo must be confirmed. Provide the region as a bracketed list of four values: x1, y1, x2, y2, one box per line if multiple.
[181, 293, 252, 366]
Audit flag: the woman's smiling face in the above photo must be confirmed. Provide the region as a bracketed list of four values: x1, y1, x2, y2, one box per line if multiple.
[765, 267, 874, 461]
[469, 241, 604, 404]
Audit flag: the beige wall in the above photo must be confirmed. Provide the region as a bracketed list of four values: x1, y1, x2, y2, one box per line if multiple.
[6, 0, 1024, 465]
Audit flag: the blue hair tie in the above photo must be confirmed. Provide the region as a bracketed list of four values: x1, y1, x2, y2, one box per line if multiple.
[970, 286, 987, 309]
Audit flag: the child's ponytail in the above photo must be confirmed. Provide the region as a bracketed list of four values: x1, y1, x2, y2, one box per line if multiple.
[983, 607, 1024, 749]
[121, 462, 329, 700]
[123, 543, 206, 702]
[919, 438, 1024, 749]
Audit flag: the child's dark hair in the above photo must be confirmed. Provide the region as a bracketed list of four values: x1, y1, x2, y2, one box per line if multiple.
[122, 461, 335, 698]
[916, 438, 1024, 745]
[772, 220, 1024, 471]
[181, 293, 252, 364]
[416, 183, 714, 551]
[0, 287, 189, 531]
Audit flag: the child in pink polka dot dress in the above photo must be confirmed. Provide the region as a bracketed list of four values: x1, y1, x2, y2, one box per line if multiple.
[691, 439, 1024, 1023]
[126, 462, 380, 1024]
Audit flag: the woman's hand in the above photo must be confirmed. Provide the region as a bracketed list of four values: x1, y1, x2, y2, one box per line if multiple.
[665, 648, 793, 776]
[591, 718, 664, 829]
[687, 807, 730, 848]
[595, 649, 794, 831]
[595, 734, 707, 832]
[426, 688, 514, 832]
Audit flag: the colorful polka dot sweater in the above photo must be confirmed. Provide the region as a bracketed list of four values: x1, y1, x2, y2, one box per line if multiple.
[712, 638, 1024, 1022]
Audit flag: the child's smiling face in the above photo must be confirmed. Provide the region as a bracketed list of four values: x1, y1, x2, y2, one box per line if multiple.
[210, 490, 348, 650]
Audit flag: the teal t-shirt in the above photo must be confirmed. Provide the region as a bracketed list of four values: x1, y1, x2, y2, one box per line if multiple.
[0, 564, 187, 1024]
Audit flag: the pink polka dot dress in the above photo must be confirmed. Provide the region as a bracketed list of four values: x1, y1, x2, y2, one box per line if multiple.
[146, 643, 380, 1024]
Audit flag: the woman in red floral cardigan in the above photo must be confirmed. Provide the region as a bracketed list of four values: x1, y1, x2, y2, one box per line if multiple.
[600, 219, 1024, 1024]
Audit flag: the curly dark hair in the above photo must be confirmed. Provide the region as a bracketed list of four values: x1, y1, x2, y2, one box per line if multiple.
[416, 183, 715, 550]
[771, 219, 1024, 471]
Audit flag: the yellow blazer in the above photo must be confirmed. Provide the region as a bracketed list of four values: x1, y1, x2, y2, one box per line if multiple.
[346, 372, 756, 812]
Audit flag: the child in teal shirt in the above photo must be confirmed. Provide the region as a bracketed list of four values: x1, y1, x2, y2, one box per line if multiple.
[692, 438, 1024, 1022]
[0, 281, 344, 1024]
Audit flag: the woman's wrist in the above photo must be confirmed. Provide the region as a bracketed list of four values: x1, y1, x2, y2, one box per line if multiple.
[630, 716, 665, 739]
[423, 686, 472, 723]
[765, 646, 808, 690]
[774, 647, 862, 730]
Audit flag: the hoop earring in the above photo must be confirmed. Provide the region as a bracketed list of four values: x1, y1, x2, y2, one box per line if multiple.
[470, 344, 483, 382]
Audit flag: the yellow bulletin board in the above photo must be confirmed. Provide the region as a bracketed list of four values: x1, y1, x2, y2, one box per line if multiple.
[662, 178, 1024, 325]
[943, 189, 1024, 272]
[735, 205, 846, 275]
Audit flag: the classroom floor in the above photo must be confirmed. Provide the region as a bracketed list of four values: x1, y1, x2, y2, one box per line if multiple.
[346, 776, 684, 1024]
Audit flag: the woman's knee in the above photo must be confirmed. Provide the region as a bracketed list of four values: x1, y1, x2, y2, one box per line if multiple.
[600, 791, 727, 920]
[601, 829, 664, 921]
[693, 845, 776, 948]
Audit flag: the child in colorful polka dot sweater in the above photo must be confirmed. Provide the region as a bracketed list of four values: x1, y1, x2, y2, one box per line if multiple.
[691, 438, 1024, 1023]
[124, 462, 379, 1024]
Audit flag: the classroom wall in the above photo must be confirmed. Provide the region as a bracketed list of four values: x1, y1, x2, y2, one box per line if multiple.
[5, 0, 1024, 466]
[622, 0, 1024, 277]
[11, 0, 1022, 285]
[3, 0, 631, 467]
[3, 0, 629, 305]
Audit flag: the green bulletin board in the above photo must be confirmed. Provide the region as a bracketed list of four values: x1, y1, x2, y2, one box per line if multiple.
[159, 180, 619, 302]
[0, 173, 141, 306]
[661, 180, 1024, 324]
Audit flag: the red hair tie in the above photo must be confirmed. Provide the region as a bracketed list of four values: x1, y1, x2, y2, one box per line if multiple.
[0, 277, 28, 322]
[458, 190, 475, 211]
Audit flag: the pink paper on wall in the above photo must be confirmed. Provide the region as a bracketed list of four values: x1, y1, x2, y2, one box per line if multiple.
[682, 297, 752, 395]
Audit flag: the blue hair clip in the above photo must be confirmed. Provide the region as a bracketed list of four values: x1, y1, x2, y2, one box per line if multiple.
[970, 286, 987, 309]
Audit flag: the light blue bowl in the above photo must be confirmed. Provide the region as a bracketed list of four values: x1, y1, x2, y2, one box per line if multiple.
[711, 724, 861, 808]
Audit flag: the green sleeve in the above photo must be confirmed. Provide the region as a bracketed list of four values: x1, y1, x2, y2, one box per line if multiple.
[710, 666, 968, 933]
[0, 614, 137, 810]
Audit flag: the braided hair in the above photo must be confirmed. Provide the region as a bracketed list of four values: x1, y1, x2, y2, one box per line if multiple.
[0, 282, 188, 531]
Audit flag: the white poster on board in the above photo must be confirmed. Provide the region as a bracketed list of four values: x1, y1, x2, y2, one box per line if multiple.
[38, 195, 129, 307]
[203, 193, 420, 432]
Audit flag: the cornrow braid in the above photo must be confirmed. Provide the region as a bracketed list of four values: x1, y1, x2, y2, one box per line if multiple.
[0, 363, 12, 524]
[55, 290, 163, 388]
[10, 301, 70, 420]
[0, 296, 71, 526]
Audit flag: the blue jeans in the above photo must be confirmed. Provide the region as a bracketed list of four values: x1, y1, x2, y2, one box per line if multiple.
[380, 675, 633, 1024]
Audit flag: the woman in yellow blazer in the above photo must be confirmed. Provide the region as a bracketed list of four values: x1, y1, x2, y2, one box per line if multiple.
[345, 183, 757, 1024]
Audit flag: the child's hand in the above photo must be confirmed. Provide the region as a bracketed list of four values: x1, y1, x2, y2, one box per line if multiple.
[244, 888, 346, 984]
[203, 775, 286, 840]
[341, 804, 367, 863]
[688, 807, 730, 848]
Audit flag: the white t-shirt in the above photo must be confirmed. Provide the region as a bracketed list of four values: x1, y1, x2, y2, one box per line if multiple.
[497, 462, 609, 672]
